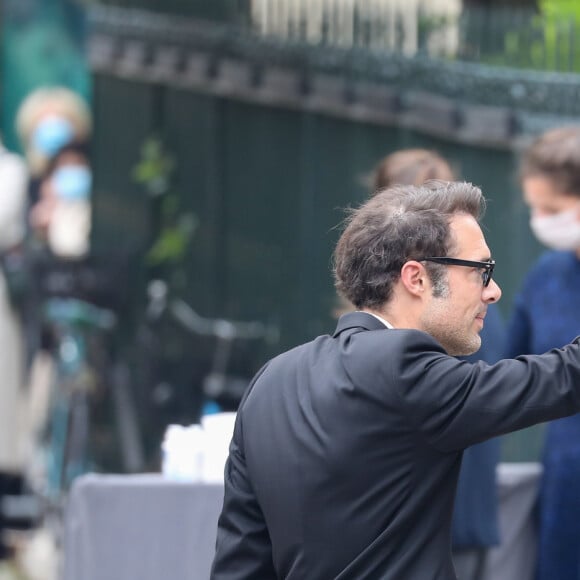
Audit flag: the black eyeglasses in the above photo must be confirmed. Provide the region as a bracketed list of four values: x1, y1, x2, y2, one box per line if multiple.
[419, 257, 496, 287]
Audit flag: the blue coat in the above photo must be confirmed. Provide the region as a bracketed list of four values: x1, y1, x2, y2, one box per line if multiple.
[506, 250, 580, 580]
[452, 305, 504, 549]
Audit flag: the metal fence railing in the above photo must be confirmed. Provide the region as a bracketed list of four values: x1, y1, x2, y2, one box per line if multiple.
[456, 7, 580, 72]
[244, 2, 580, 73]
[88, 0, 580, 73]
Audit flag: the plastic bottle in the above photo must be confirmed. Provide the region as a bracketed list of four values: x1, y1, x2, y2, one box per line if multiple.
[161, 424, 204, 481]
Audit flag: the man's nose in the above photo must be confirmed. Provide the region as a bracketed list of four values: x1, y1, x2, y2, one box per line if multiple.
[483, 279, 502, 303]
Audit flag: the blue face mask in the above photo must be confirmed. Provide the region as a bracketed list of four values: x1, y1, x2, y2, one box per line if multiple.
[51, 165, 92, 201]
[32, 116, 75, 156]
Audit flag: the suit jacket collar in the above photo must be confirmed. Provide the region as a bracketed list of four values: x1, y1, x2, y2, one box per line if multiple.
[333, 311, 388, 337]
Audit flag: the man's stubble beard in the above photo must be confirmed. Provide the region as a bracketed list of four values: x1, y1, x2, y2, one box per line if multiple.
[421, 290, 482, 357]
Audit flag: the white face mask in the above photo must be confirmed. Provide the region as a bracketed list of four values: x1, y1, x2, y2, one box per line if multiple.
[530, 206, 580, 250]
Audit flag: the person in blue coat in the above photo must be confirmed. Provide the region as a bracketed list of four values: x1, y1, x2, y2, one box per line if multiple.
[507, 125, 580, 580]
[452, 306, 504, 580]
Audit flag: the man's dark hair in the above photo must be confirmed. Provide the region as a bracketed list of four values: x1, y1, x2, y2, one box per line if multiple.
[520, 126, 580, 196]
[333, 181, 485, 309]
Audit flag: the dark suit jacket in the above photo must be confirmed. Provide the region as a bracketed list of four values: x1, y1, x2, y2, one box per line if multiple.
[212, 312, 580, 579]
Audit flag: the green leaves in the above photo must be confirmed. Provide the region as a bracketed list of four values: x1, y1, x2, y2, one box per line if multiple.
[133, 138, 176, 197]
[133, 137, 197, 270]
[147, 212, 198, 266]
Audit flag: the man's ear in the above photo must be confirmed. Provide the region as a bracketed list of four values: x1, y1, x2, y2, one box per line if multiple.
[400, 261, 428, 297]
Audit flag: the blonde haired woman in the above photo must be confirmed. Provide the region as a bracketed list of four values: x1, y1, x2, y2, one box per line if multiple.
[16, 86, 91, 178]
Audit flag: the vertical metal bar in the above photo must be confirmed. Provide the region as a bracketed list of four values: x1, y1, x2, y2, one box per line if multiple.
[515, 8, 525, 68]
[265, 0, 272, 37]
[111, 361, 145, 472]
[205, 98, 228, 313]
[286, 0, 293, 41]
[555, 17, 562, 71]
[395, 7, 404, 54]
[321, 0, 329, 45]
[523, 10, 532, 68]
[299, 0, 307, 44]
[333, 0, 340, 46]
[569, 17, 575, 73]
[330, 0, 336, 45]
[297, 111, 317, 341]
[385, 0, 392, 52]
[537, 16, 547, 70]
[417, 1, 425, 56]
[363, 5, 371, 49]
[353, 3, 360, 48]
[497, 6, 506, 63]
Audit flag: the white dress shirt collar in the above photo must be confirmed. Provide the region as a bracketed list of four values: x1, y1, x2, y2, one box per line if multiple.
[361, 312, 394, 329]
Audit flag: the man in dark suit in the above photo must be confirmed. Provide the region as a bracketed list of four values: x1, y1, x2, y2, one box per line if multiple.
[212, 181, 580, 579]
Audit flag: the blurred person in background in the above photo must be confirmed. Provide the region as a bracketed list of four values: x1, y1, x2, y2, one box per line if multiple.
[14, 89, 94, 474]
[370, 148, 455, 192]
[371, 149, 504, 580]
[15, 86, 91, 205]
[22, 140, 94, 374]
[15, 87, 93, 350]
[29, 140, 92, 260]
[0, 137, 30, 571]
[21, 141, 94, 495]
[24, 138, 136, 480]
[507, 125, 580, 580]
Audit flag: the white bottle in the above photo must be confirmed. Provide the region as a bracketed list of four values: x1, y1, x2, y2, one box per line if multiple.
[200, 412, 236, 484]
[161, 424, 204, 482]
[161, 424, 181, 479]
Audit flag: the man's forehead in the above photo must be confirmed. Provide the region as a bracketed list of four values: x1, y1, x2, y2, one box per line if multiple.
[449, 214, 491, 257]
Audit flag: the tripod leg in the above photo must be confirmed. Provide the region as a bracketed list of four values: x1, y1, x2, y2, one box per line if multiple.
[110, 362, 145, 473]
[49, 392, 70, 499]
[62, 389, 89, 490]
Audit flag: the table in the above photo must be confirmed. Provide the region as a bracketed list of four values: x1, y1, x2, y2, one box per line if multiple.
[63, 475, 224, 580]
[485, 462, 542, 580]
[63, 463, 542, 580]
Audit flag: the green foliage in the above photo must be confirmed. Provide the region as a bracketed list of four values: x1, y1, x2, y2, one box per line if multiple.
[147, 210, 197, 266]
[539, 0, 580, 20]
[491, 2, 580, 71]
[133, 138, 197, 274]
[133, 138, 176, 198]
[538, 0, 580, 70]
